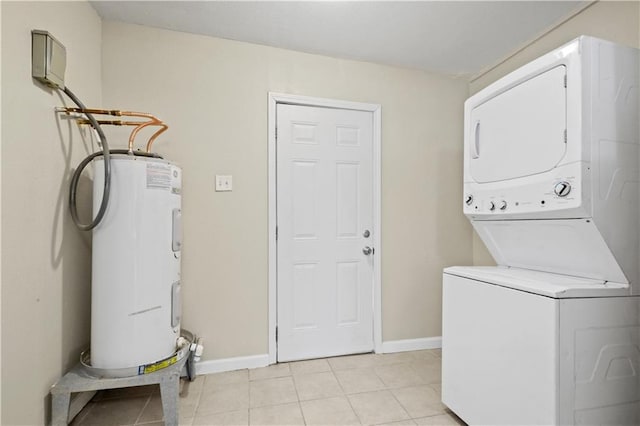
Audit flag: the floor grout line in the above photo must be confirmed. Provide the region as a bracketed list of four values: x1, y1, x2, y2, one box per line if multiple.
[289, 376, 307, 425]
[133, 394, 152, 425]
[387, 385, 413, 423]
[71, 399, 94, 425]
[336, 373, 364, 426]
[287, 373, 306, 425]
[190, 375, 207, 419]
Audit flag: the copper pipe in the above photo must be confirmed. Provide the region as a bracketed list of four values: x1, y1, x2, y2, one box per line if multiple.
[128, 121, 160, 152]
[60, 107, 170, 153]
[146, 124, 168, 153]
[62, 107, 122, 116]
[78, 118, 157, 152]
[63, 108, 161, 120]
[63, 108, 164, 124]
[77, 119, 153, 126]
[77, 118, 169, 153]
[60, 108, 164, 126]
[120, 111, 162, 121]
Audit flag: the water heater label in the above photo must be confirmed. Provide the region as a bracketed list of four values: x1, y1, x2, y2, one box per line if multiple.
[146, 163, 171, 190]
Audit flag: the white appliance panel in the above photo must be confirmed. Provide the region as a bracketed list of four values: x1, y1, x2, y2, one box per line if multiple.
[473, 218, 629, 285]
[464, 162, 588, 220]
[463, 36, 584, 220]
[442, 273, 558, 425]
[444, 266, 628, 298]
[469, 65, 567, 183]
[463, 37, 638, 224]
[559, 297, 640, 425]
[443, 270, 640, 425]
[91, 155, 182, 369]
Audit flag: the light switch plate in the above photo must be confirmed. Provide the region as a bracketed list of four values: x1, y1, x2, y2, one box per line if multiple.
[215, 175, 232, 191]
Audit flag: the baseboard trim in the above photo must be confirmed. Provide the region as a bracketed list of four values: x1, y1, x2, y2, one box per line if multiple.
[194, 338, 441, 375]
[381, 336, 442, 353]
[195, 354, 270, 375]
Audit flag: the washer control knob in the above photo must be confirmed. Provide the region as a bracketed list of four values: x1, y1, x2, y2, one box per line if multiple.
[554, 181, 571, 197]
[488, 201, 496, 211]
[465, 194, 473, 206]
[499, 200, 507, 211]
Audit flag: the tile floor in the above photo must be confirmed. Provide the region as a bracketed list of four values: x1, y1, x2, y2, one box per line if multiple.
[71, 349, 466, 426]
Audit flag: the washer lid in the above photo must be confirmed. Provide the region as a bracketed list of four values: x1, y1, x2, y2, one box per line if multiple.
[443, 266, 629, 298]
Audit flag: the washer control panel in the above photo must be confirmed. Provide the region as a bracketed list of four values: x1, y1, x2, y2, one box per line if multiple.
[463, 165, 586, 220]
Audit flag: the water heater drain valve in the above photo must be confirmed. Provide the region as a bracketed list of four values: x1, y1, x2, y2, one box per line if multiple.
[190, 338, 205, 362]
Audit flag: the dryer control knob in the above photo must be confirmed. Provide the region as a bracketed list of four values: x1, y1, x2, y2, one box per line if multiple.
[499, 200, 507, 210]
[488, 201, 496, 211]
[554, 181, 571, 197]
[465, 195, 473, 205]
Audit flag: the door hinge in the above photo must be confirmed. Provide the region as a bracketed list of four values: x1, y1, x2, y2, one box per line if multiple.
[275, 226, 278, 241]
[275, 326, 278, 342]
[564, 129, 567, 143]
[275, 127, 278, 140]
[563, 75, 567, 88]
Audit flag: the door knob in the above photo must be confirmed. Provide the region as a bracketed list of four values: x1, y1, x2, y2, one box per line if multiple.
[363, 246, 373, 255]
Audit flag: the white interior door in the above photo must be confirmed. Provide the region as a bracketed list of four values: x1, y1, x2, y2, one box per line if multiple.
[276, 103, 374, 362]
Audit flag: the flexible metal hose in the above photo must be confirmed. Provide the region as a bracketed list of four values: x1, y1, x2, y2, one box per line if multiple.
[63, 87, 111, 231]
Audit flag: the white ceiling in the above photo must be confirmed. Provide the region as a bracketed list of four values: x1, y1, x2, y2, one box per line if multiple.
[90, 1, 589, 77]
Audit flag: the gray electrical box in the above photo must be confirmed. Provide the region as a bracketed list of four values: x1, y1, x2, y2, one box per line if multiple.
[32, 30, 66, 88]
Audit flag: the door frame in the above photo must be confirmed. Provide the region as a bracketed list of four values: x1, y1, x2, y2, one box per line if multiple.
[268, 92, 382, 364]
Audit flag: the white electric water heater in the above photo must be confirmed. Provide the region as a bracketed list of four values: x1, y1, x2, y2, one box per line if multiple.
[91, 154, 182, 370]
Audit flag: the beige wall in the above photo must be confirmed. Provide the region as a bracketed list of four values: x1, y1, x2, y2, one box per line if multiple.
[100, 21, 471, 360]
[1, 4, 4, 422]
[470, 0, 640, 266]
[1, 2, 102, 424]
[2, 0, 637, 419]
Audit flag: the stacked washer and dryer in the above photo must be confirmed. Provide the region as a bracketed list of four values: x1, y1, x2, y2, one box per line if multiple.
[442, 36, 640, 425]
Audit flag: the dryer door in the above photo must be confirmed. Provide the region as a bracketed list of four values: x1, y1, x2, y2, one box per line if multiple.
[469, 65, 567, 183]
